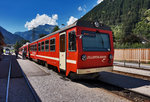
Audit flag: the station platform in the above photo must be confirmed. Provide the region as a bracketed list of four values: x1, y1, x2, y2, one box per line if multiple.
[113, 66, 150, 77]
[16, 57, 150, 99]
[17, 57, 50, 77]
[111, 62, 150, 97]
[99, 71, 150, 97]
[114, 61, 150, 70]
[16, 58, 130, 102]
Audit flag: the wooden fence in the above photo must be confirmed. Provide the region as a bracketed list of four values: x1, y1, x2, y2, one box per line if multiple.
[114, 49, 150, 63]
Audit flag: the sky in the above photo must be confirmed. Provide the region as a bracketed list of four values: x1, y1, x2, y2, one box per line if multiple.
[0, 0, 103, 33]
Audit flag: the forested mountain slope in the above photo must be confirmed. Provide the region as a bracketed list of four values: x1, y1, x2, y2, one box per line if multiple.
[0, 26, 24, 44]
[80, 0, 150, 48]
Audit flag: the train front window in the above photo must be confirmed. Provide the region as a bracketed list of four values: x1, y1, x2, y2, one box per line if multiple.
[82, 30, 110, 51]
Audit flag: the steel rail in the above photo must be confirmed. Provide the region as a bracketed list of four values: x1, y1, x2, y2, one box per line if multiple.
[5, 57, 12, 102]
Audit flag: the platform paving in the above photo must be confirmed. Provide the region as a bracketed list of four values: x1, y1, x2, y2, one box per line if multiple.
[99, 71, 150, 97]
[114, 61, 150, 69]
[113, 62, 150, 96]
[17, 58, 50, 77]
[17, 58, 130, 102]
[113, 66, 150, 77]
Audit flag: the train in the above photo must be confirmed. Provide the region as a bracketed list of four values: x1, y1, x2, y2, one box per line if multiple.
[19, 20, 114, 77]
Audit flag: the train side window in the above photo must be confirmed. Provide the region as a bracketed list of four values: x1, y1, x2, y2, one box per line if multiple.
[30, 46, 31, 51]
[45, 40, 49, 52]
[60, 34, 65, 52]
[30, 45, 32, 51]
[32, 45, 34, 51]
[35, 44, 37, 51]
[33, 45, 35, 51]
[50, 38, 55, 51]
[25, 47, 27, 52]
[38, 43, 41, 51]
[68, 31, 76, 51]
[41, 42, 44, 51]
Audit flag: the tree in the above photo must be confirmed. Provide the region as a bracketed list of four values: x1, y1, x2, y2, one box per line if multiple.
[14, 41, 21, 50]
[14, 40, 30, 50]
[123, 34, 142, 44]
[0, 31, 5, 46]
[52, 26, 60, 32]
[80, 0, 150, 46]
[39, 34, 47, 38]
[133, 9, 150, 40]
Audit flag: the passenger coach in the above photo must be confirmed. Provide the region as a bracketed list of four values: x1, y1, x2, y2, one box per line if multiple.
[19, 42, 29, 57]
[19, 20, 114, 76]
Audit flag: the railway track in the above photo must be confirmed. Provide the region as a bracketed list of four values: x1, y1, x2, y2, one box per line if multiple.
[0, 55, 41, 102]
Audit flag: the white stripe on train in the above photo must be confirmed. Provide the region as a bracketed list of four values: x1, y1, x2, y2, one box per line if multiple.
[66, 59, 76, 64]
[36, 55, 59, 61]
[34, 55, 76, 64]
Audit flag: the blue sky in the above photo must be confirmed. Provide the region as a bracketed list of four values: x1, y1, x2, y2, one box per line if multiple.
[0, 0, 103, 33]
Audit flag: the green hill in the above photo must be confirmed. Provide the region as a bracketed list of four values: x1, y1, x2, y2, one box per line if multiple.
[80, 0, 150, 48]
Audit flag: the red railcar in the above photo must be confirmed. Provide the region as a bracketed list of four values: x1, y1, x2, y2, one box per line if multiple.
[19, 42, 30, 58]
[19, 21, 114, 76]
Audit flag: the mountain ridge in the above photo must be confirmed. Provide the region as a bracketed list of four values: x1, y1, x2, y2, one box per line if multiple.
[0, 26, 24, 44]
[14, 24, 56, 42]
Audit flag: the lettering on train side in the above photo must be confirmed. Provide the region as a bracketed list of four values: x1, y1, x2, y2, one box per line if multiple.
[87, 56, 106, 59]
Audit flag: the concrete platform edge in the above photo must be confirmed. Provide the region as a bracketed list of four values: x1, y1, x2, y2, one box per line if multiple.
[17, 60, 41, 102]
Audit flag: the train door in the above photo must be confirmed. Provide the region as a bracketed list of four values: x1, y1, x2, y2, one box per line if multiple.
[59, 32, 66, 70]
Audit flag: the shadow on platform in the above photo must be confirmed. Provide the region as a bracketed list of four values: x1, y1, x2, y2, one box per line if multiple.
[99, 72, 150, 89]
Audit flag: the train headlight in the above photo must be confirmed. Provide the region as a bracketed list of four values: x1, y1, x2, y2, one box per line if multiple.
[109, 54, 113, 59]
[94, 21, 99, 28]
[81, 54, 87, 61]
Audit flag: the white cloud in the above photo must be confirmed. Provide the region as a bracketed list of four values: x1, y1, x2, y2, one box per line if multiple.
[25, 14, 58, 30]
[97, 0, 103, 4]
[67, 16, 78, 25]
[77, 5, 86, 12]
[78, 6, 82, 11]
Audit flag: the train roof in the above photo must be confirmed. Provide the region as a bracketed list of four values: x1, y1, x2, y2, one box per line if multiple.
[32, 20, 111, 43]
[19, 42, 30, 49]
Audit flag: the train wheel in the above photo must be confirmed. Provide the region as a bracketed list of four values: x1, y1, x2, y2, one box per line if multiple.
[37, 60, 40, 64]
[68, 72, 78, 81]
[45, 62, 49, 68]
[91, 73, 100, 80]
[38, 60, 42, 65]
[53, 66, 58, 73]
[42, 61, 45, 66]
